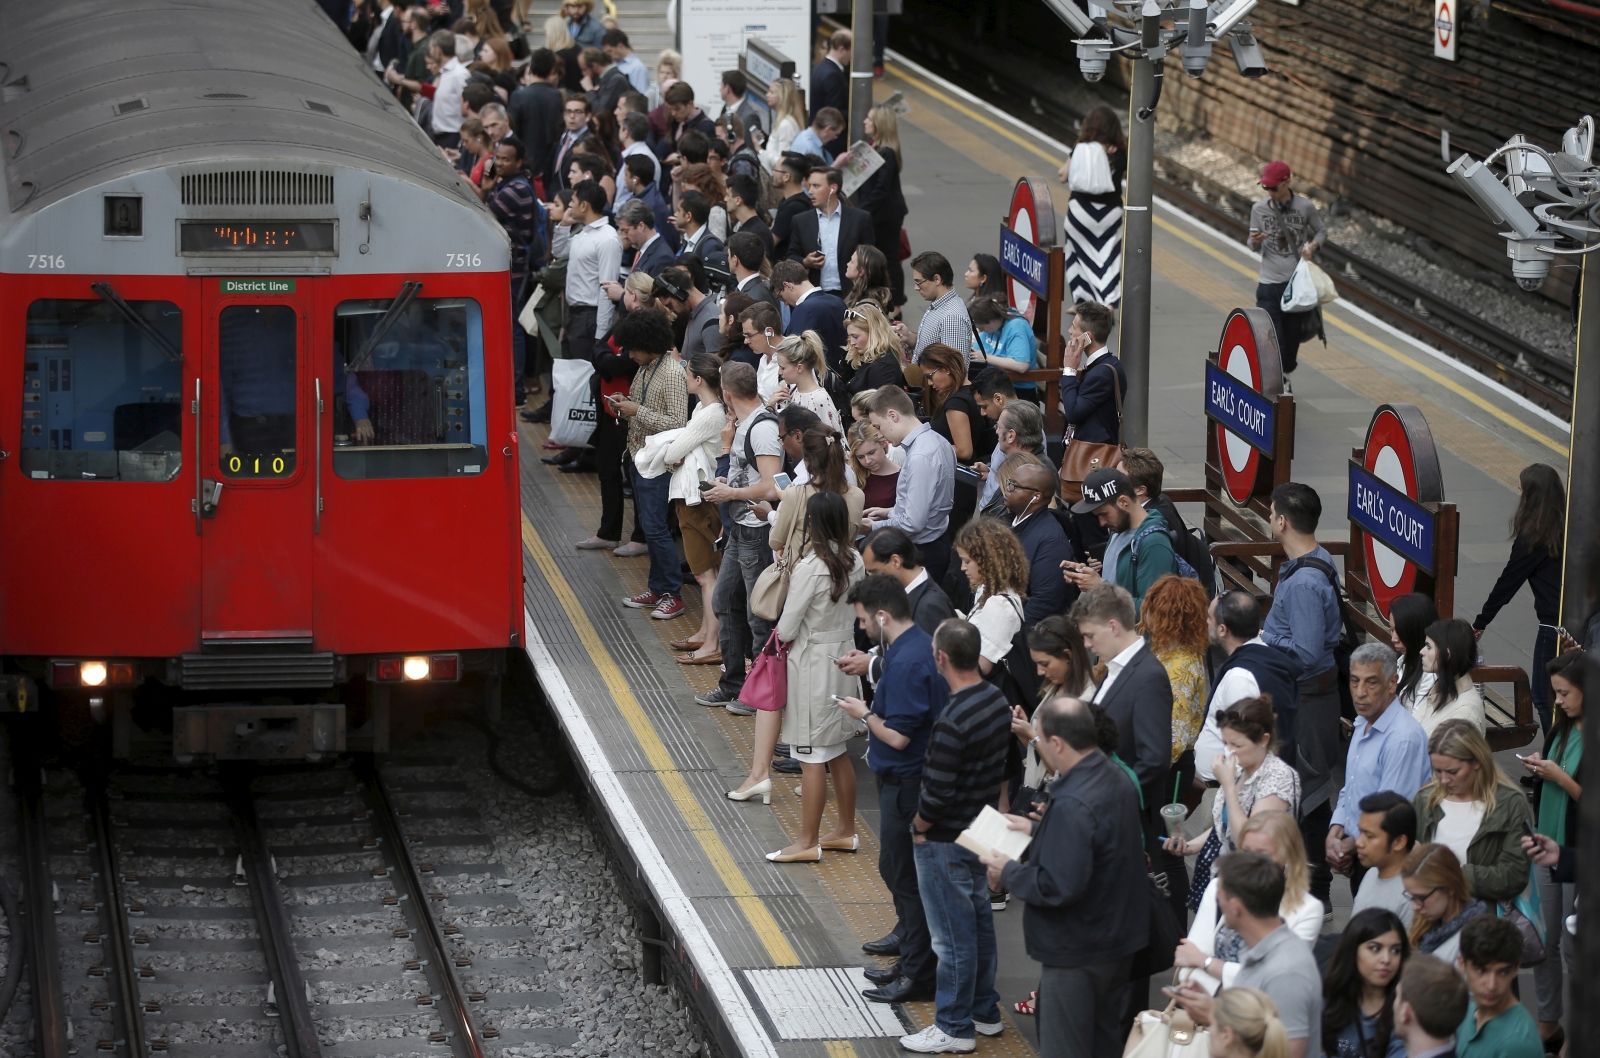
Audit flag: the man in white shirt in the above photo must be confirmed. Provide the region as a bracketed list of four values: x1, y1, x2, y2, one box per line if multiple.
[425, 30, 469, 147]
[738, 302, 785, 401]
[1192, 591, 1303, 781]
[1349, 791, 1418, 927]
[564, 181, 622, 359]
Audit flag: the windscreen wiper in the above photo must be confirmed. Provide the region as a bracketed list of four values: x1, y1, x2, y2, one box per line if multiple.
[92, 282, 181, 363]
[346, 280, 423, 372]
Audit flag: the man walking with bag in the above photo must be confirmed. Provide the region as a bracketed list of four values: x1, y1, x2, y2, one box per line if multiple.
[1248, 161, 1323, 392]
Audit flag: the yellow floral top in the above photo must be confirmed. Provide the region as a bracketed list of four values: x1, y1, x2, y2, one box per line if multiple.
[1157, 647, 1208, 762]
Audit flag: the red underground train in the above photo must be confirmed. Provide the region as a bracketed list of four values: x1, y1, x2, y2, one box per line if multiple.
[0, 0, 523, 758]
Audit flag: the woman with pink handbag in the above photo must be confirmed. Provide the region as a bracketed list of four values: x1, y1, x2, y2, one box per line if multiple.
[763, 492, 865, 863]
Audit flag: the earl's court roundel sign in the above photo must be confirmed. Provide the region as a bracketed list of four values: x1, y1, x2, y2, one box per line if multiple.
[1000, 177, 1057, 322]
[1348, 405, 1444, 616]
[1204, 307, 1283, 505]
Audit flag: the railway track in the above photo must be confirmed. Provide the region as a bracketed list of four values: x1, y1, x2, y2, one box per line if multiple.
[10, 746, 558, 1057]
[884, 27, 1576, 419]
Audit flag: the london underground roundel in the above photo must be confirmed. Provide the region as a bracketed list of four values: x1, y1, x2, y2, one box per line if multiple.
[1211, 308, 1283, 505]
[1006, 177, 1057, 321]
[1355, 405, 1444, 616]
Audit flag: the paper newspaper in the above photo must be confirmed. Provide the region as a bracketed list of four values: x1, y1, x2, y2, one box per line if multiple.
[954, 804, 1033, 861]
[840, 140, 886, 198]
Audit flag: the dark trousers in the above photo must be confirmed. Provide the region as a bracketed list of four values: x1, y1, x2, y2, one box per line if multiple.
[878, 774, 936, 986]
[1255, 281, 1303, 374]
[1532, 624, 1558, 733]
[564, 303, 599, 361]
[920, 534, 952, 586]
[1301, 800, 1334, 906]
[714, 522, 775, 695]
[874, 217, 906, 307]
[1038, 959, 1132, 1058]
[509, 276, 527, 403]
[593, 414, 642, 543]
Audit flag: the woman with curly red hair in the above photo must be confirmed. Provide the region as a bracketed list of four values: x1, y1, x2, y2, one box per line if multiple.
[1140, 573, 1211, 764]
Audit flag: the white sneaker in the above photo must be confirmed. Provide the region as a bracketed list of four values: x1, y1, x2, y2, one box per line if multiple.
[974, 1019, 1003, 1037]
[899, 1025, 976, 1054]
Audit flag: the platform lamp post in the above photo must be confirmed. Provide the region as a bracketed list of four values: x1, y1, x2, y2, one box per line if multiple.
[1447, 114, 1600, 1047]
[1041, 0, 1265, 447]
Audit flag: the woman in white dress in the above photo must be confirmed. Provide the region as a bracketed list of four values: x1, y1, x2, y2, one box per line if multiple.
[1057, 105, 1126, 306]
[770, 331, 844, 437]
[759, 77, 807, 172]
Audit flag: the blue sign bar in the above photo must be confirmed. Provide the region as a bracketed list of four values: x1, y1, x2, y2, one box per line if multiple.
[1204, 361, 1275, 455]
[1348, 462, 1437, 573]
[999, 225, 1049, 297]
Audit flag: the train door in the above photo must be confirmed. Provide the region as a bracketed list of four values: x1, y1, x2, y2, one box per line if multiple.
[199, 282, 315, 642]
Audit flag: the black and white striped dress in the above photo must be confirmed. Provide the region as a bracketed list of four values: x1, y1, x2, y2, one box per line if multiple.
[1064, 141, 1126, 306]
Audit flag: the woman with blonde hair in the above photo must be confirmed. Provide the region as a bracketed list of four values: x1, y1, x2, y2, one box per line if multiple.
[1400, 842, 1485, 961]
[849, 103, 910, 306]
[759, 77, 808, 170]
[1211, 988, 1290, 1058]
[953, 518, 1030, 690]
[543, 14, 581, 91]
[847, 421, 899, 513]
[842, 302, 906, 395]
[1139, 573, 1211, 763]
[771, 331, 844, 436]
[1175, 810, 1320, 991]
[1411, 718, 1533, 902]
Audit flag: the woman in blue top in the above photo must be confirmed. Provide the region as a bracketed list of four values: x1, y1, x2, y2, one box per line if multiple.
[1320, 908, 1409, 1058]
[968, 295, 1039, 398]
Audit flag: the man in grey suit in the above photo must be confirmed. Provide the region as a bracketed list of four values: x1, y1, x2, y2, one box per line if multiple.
[1069, 583, 1187, 920]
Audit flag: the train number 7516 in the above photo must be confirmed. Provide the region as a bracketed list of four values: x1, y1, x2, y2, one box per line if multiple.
[28, 254, 66, 270]
[444, 252, 482, 268]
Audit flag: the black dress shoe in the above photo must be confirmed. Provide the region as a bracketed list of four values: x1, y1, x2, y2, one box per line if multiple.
[521, 402, 553, 423]
[861, 932, 901, 957]
[863, 964, 901, 986]
[558, 458, 595, 474]
[861, 976, 933, 1004]
[771, 756, 801, 775]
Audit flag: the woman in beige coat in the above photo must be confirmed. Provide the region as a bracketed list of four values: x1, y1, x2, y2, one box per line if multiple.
[766, 492, 865, 863]
[727, 425, 864, 805]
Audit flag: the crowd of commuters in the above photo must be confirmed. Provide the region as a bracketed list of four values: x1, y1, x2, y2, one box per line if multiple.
[334, 7, 1583, 1057]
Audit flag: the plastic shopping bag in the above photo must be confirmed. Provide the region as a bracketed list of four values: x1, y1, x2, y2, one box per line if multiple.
[548, 358, 598, 448]
[1280, 259, 1319, 312]
[1307, 261, 1338, 304]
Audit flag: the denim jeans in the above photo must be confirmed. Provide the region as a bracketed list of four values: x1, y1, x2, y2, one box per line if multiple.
[913, 840, 1001, 1038]
[714, 522, 773, 695]
[631, 464, 681, 598]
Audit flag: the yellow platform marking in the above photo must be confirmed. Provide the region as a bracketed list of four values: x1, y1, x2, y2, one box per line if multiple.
[825, 1041, 861, 1058]
[884, 61, 1567, 456]
[521, 512, 801, 966]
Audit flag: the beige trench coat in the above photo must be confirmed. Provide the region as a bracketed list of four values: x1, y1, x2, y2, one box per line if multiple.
[776, 550, 864, 751]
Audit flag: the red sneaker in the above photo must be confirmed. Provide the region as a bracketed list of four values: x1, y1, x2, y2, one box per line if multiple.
[651, 595, 686, 620]
[622, 590, 663, 609]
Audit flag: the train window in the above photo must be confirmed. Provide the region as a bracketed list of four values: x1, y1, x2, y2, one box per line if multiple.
[330, 298, 487, 479]
[20, 299, 183, 481]
[219, 306, 298, 479]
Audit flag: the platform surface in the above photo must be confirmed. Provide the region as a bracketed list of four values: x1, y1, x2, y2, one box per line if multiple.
[516, 53, 1560, 1058]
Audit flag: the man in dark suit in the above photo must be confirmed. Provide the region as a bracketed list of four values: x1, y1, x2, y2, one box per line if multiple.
[549, 92, 591, 193]
[1059, 300, 1124, 444]
[860, 528, 956, 636]
[786, 167, 874, 295]
[581, 47, 630, 121]
[615, 200, 675, 280]
[728, 232, 778, 310]
[620, 156, 678, 250]
[1069, 583, 1186, 921]
[508, 49, 564, 194]
[810, 28, 852, 156]
[674, 191, 726, 273]
[772, 260, 848, 376]
[770, 154, 815, 262]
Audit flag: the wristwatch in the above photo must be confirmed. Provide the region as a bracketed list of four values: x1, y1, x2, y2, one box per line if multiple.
[910, 822, 927, 837]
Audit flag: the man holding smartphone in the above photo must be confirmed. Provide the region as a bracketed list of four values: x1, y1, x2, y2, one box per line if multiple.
[1248, 161, 1324, 391]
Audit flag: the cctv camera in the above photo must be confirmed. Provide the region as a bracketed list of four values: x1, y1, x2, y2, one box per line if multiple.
[1507, 234, 1556, 290]
[1077, 39, 1111, 82]
[1446, 155, 1542, 239]
[1181, 0, 1212, 77]
[1228, 28, 1267, 77]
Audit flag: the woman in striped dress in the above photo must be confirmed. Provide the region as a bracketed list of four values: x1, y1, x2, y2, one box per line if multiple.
[1058, 106, 1126, 306]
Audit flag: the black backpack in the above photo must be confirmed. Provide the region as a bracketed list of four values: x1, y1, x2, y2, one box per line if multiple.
[1282, 555, 1362, 714]
[741, 410, 780, 466]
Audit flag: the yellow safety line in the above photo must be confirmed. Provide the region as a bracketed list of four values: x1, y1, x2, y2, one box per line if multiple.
[884, 62, 1568, 455]
[521, 513, 801, 966]
[824, 1041, 861, 1058]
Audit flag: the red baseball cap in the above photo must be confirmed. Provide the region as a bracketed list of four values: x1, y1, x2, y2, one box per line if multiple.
[1260, 161, 1291, 189]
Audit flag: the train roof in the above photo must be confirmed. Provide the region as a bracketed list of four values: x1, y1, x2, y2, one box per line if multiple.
[0, 0, 483, 219]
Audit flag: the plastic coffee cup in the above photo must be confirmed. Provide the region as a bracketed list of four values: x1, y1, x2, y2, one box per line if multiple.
[1160, 802, 1189, 840]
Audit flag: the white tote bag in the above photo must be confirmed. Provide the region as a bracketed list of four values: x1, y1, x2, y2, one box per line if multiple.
[1280, 259, 1320, 312]
[548, 358, 598, 448]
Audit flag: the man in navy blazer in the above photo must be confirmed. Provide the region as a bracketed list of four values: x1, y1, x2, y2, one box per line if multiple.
[1059, 301, 1125, 443]
[786, 168, 874, 295]
[615, 200, 675, 280]
[772, 260, 848, 377]
[810, 29, 852, 155]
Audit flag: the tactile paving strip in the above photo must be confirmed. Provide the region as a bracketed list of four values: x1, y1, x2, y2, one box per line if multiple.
[742, 968, 907, 1040]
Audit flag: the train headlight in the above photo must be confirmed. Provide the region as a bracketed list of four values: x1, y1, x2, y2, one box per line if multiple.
[80, 661, 109, 687]
[402, 656, 431, 681]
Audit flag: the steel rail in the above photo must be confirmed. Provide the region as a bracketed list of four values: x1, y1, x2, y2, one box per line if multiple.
[84, 774, 149, 1058]
[14, 751, 70, 1057]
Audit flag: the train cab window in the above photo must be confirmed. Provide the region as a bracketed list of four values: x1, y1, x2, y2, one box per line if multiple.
[21, 299, 183, 481]
[331, 298, 487, 479]
[219, 305, 298, 478]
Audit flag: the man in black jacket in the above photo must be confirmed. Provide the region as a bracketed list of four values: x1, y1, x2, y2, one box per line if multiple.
[837, 528, 956, 683]
[1192, 591, 1303, 782]
[981, 695, 1148, 1058]
[1059, 300, 1124, 444]
[508, 50, 564, 190]
[809, 29, 851, 138]
[1002, 461, 1077, 625]
[786, 167, 875, 295]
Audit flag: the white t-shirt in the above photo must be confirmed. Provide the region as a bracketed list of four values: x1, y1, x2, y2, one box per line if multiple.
[970, 588, 1023, 666]
[757, 353, 781, 401]
[1434, 799, 1486, 865]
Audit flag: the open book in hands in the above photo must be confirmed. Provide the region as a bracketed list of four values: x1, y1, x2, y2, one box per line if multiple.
[954, 804, 1032, 862]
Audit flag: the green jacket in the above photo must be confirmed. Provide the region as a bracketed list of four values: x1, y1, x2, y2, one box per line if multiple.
[1115, 509, 1176, 617]
[1413, 785, 1534, 904]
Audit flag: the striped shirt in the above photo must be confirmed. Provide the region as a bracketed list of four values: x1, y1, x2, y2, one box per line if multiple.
[912, 289, 973, 363]
[488, 175, 538, 285]
[917, 680, 1012, 842]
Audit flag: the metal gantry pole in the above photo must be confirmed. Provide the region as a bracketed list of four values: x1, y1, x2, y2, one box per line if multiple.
[1561, 253, 1600, 633]
[1117, 1, 1164, 448]
[848, 0, 876, 142]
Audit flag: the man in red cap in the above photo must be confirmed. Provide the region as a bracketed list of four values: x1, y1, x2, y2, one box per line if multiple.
[1248, 160, 1324, 392]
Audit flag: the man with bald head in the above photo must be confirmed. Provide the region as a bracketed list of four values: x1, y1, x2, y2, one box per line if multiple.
[1003, 461, 1076, 624]
[979, 695, 1148, 1058]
